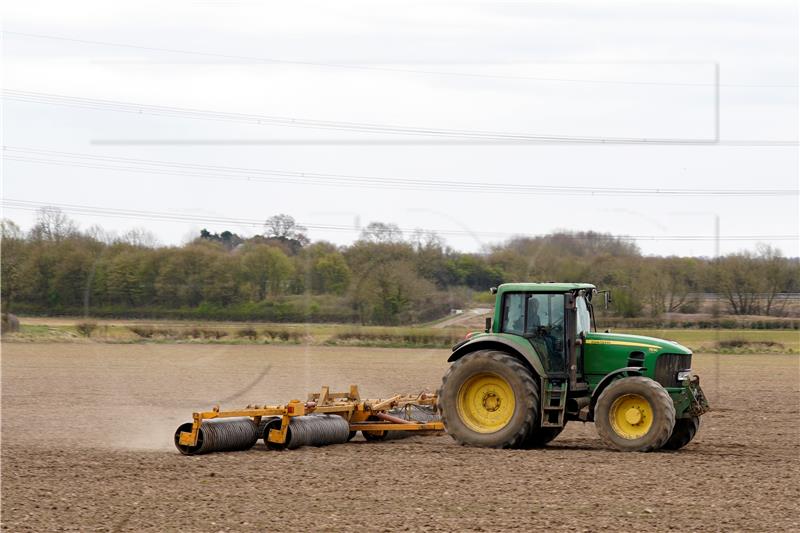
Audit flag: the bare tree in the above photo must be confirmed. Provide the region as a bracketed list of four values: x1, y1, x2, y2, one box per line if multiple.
[1, 219, 22, 240]
[29, 207, 78, 241]
[758, 244, 791, 316]
[360, 222, 403, 243]
[410, 229, 443, 251]
[85, 224, 117, 244]
[264, 214, 308, 241]
[119, 228, 159, 248]
[715, 252, 764, 315]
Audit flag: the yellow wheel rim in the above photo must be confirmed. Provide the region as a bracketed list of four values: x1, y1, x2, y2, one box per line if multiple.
[609, 394, 653, 439]
[456, 372, 515, 433]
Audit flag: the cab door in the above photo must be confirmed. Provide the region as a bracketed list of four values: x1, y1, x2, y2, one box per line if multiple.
[500, 292, 567, 377]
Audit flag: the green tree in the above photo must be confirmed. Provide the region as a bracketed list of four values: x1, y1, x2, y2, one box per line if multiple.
[350, 260, 437, 325]
[155, 243, 233, 307]
[1, 220, 25, 311]
[240, 244, 294, 299]
[313, 253, 351, 295]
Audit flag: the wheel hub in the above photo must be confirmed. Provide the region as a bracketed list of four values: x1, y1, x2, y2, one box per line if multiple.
[482, 391, 500, 412]
[624, 407, 643, 425]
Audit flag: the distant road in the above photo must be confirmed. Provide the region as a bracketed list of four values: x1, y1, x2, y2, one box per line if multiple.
[432, 308, 493, 329]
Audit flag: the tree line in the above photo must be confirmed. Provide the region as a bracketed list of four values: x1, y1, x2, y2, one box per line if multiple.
[1, 208, 798, 325]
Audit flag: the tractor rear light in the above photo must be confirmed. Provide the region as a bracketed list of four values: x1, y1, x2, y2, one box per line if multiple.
[464, 332, 475, 340]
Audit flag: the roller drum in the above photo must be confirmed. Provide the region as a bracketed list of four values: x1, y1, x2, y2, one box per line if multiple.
[382, 405, 441, 440]
[174, 418, 260, 455]
[399, 404, 439, 423]
[264, 414, 350, 450]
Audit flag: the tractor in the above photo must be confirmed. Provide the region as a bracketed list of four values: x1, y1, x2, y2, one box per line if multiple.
[438, 283, 709, 452]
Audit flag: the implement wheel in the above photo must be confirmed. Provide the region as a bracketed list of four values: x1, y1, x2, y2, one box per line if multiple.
[595, 376, 675, 452]
[438, 350, 538, 449]
[662, 416, 700, 450]
[361, 415, 387, 441]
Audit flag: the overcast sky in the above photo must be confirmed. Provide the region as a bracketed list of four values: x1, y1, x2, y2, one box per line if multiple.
[2, 0, 798, 257]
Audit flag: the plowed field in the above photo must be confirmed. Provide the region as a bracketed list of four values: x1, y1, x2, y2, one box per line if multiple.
[2, 344, 798, 532]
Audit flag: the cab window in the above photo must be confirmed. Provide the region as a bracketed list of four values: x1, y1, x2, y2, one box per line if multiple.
[501, 292, 566, 374]
[576, 296, 591, 336]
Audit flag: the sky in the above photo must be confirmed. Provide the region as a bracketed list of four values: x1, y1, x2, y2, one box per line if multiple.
[2, 0, 798, 257]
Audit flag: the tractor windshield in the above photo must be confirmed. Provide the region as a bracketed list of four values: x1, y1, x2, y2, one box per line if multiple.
[501, 292, 566, 373]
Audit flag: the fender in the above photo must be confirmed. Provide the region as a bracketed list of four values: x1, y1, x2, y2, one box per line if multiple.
[448, 335, 547, 378]
[588, 366, 645, 419]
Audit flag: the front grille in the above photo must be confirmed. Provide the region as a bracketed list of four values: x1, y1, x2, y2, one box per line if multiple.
[654, 353, 692, 387]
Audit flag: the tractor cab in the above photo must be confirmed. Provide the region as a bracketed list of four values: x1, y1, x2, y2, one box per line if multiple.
[494, 283, 596, 388]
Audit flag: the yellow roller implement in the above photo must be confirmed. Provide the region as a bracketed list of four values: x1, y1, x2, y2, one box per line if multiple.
[176, 385, 444, 454]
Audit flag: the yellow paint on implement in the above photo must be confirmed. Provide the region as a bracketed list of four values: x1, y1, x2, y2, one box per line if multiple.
[585, 339, 662, 350]
[456, 372, 515, 433]
[609, 393, 653, 439]
[178, 385, 442, 447]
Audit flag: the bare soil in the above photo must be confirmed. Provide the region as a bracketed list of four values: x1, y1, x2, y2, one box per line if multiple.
[2, 344, 798, 532]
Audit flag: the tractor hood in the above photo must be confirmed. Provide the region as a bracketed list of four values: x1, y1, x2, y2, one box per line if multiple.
[585, 332, 692, 355]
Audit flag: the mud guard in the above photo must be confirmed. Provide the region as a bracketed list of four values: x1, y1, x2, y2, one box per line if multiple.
[449, 335, 547, 379]
[587, 366, 645, 421]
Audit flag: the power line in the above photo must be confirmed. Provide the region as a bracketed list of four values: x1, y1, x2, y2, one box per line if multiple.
[3, 198, 797, 242]
[88, 139, 800, 147]
[4, 30, 797, 89]
[7, 91, 797, 147]
[5, 147, 798, 197]
[5, 90, 732, 145]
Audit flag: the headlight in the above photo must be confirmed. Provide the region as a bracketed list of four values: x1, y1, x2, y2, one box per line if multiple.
[677, 370, 693, 382]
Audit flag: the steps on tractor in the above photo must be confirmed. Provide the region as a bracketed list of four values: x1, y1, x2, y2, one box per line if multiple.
[541, 379, 567, 427]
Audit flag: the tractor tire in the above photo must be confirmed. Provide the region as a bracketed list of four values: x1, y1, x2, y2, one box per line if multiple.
[438, 349, 538, 449]
[522, 425, 565, 449]
[595, 376, 675, 452]
[662, 416, 700, 450]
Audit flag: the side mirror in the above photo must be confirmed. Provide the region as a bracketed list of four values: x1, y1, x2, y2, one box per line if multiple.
[485, 317, 492, 333]
[604, 291, 612, 309]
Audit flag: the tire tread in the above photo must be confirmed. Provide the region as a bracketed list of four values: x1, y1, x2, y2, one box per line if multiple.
[438, 350, 538, 449]
[595, 376, 676, 452]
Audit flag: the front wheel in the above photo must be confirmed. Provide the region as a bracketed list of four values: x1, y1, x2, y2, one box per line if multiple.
[594, 376, 675, 452]
[438, 350, 538, 449]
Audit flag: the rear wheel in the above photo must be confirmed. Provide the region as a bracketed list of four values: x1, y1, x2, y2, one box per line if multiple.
[662, 416, 700, 450]
[438, 350, 538, 449]
[595, 376, 675, 452]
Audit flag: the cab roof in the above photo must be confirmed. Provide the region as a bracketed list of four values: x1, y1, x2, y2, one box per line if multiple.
[497, 282, 596, 293]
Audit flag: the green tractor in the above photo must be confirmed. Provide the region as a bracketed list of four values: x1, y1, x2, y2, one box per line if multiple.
[438, 283, 709, 452]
